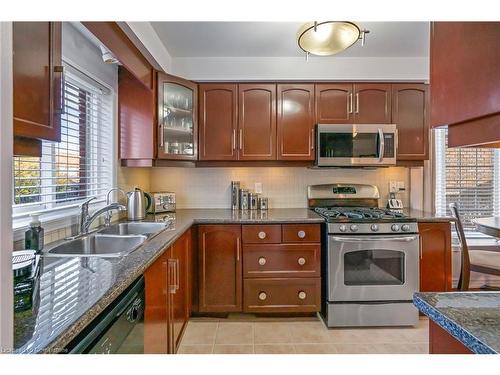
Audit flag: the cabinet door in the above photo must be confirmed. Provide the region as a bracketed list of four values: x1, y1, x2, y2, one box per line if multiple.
[277, 84, 315, 160]
[198, 225, 242, 312]
[144, 248, 171, 354]
[353, 83, 392, 123]
[315, 83, 353, 124]
[392, 84, 429, 160]
[171, 230, 191, 353]
[157, 73, 198, 160]
[238, 84, 276, 160]
[13, 22, 62, 142]
[418, 222, 452, 292]
[199, 84, 238, 160]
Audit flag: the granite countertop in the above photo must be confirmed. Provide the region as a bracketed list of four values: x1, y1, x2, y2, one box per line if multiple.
[14, 208, 323, 353]
[403, 208, 454, 223]
[413, 292, 500, 354]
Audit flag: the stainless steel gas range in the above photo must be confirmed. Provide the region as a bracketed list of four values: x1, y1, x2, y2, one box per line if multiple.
[308, 183, 419, 328]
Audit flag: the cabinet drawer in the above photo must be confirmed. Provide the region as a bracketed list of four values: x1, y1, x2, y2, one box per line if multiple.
[242, 224, 281, 244]
[244, 278, 321, 313]
[243, 244, 320, 278]
[282, 224, 320, 243]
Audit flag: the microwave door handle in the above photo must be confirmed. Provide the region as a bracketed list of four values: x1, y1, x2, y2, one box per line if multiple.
[330, 235, 418, 242]
[378, 128, 385, 162]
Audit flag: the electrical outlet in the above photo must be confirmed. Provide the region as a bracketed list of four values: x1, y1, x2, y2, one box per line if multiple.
[254, 182, 263, 194]
[389, 181, 398, 193]
[397, 181, 405, 191]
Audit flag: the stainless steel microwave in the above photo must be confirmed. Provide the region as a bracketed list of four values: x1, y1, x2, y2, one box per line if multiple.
[316, 124, 398, 167]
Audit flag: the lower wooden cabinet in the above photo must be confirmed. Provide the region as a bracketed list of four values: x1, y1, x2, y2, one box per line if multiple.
[198, 225, 243, 312]
[418, 222, 453, 292]
[144, 229, 192, 354]
[243, 278, 321, 313]
[429, 321, 472, 354]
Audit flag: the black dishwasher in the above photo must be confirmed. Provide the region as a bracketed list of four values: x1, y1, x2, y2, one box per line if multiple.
[66, 276, 145, 354]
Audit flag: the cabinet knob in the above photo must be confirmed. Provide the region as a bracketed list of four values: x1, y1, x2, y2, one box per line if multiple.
[297, 230, 306, 239]
[258, 292, 267, 301]
[258, 257, 267, 266]
[297, 257, 306, 266]
[258, 231, 267, 239]
[298, 291, 307, 300]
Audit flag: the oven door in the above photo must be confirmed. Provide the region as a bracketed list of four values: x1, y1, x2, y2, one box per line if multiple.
[328, 234, 419, 302]
[316, 124, 397, 166]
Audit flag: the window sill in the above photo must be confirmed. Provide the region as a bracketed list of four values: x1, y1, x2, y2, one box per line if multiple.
[12, 201, 108, 242]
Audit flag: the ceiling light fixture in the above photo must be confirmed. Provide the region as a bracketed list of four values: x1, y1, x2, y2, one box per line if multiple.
[297, 21, 369, 59]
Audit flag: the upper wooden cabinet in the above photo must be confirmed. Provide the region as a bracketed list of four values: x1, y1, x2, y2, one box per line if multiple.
[314, 83, 391, 124]
[199, 84, 238, 161]
[157, 73, 198, 160]
[13, 22, 62, 143]
[353, 83, 392, 124]
[392, 84, 429, 160]
[315, 83, 353, 124]
[418, 222, 452, 292]
[198, 225, 242, 312]
[430, 22, 500, 147]
[238, 84, 276, 160]
[278, 84, 315, 160]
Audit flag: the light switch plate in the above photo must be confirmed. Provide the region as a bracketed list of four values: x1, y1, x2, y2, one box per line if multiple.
[254, 182, 263, 194]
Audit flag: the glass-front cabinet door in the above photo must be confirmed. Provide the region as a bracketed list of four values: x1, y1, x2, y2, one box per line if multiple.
[157, 73, 198, 160]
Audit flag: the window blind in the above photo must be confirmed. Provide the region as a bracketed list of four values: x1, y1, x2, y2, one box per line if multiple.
[435, 128, 500, 230]
[13, 66, 114, 216]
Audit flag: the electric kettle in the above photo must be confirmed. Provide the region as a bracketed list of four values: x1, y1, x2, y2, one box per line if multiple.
[127, 188, 152, 220]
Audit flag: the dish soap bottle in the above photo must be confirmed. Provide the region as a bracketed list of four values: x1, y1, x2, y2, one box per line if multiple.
[25, 214, 44, 253]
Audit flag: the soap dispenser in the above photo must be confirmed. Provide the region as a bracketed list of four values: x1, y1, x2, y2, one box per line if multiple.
[25, 214, 44, 253]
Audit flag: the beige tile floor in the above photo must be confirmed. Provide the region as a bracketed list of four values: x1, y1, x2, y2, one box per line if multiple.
[178, 316, 429, 354]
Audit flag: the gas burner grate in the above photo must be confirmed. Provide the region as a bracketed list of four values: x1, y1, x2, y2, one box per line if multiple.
[314, 207, 408, 221]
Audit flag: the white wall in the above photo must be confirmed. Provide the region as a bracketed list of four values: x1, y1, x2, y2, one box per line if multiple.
[150, 166, 410, 209]
[0, 21, 14, 352]
[171, 56, 429, 81]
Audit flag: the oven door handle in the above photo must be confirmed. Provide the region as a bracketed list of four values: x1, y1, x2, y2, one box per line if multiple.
[330, 235, 418, 242]
[378, 128, 385, 162]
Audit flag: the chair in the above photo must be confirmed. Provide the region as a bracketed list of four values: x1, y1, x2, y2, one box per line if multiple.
[449, 203, 500, 291]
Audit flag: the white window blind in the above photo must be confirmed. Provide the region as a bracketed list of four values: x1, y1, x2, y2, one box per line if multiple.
[435, 128, 500, 230]
[13, 65, 114, 217]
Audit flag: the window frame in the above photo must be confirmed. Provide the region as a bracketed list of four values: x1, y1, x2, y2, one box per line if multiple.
[12, 58, 117, 234]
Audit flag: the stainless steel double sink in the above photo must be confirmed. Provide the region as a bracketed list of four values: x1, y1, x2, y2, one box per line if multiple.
[45, 222, 170, 258]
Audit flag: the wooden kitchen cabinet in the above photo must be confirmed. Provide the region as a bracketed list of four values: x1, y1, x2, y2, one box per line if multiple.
[315, 83, 353, 124]
[277, 84, 315, 160]
[157, 73, 198, 160]
[13, 22, 62, 143]
[392, 83, 430, 161]
[198, 84, 238, 161]
[430, 22, 500, 147]
[238, 84, 276, 160]
[144, 230, 192, 354]
[418, 222, 453, 292]
[353, 83, 392, 124]
[198, 225, 242, 312]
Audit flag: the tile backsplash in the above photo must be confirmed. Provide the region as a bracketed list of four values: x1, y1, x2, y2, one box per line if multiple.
[150, 166, 411, 209]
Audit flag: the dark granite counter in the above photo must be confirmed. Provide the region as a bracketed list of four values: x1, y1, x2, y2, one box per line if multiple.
[14, 208, 323, 353]
[413, 292, 500, 354]
[403, 208, 454, 223]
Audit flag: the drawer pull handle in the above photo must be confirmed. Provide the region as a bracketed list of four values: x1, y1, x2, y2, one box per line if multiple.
[297, 257, 306, 266]
[258, 231, 267, 239]
[298, 291, 307, 300]
[258, 292, 267, 301]
[297, 230, 306, 239]
[258, 257, 267, 266]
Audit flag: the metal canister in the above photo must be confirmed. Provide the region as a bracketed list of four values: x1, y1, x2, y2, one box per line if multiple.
[249, 193, 259, 210]
[231, 181, 240, 210]
[258, 197, 268, 210]
[240, 189, 249, 210]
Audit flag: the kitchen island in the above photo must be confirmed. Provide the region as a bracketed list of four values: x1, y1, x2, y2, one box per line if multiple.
[413, 292, 500, 354]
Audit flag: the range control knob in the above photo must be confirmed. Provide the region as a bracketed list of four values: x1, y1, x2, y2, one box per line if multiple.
[391, 224, 400, 232]
[339, 224, 347, 232]
[401, 224, 410, 232]
[370, 224, 379, 232]
[350, 224, 359, 232]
